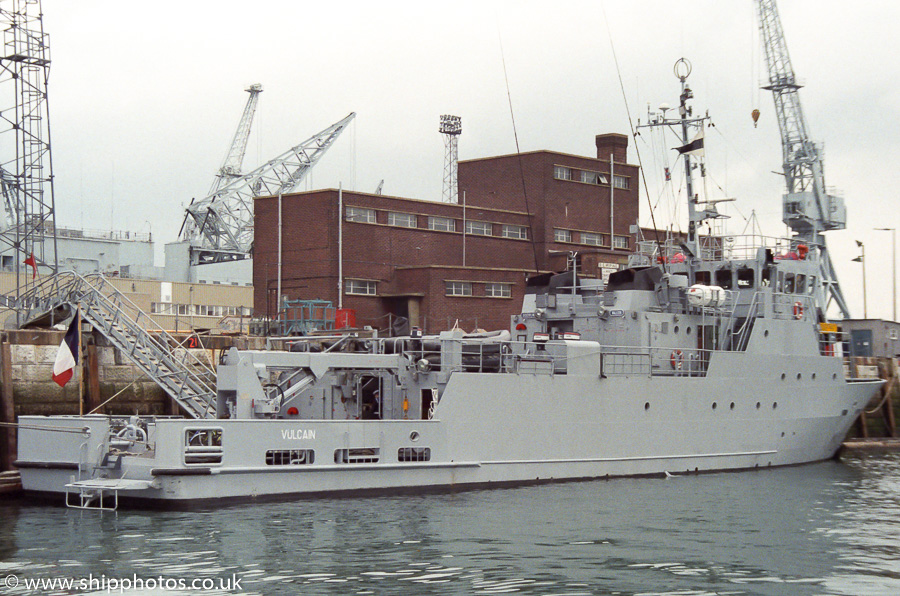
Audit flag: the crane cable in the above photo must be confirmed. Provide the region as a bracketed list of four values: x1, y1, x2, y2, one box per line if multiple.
[496, 24, 541, 274]
[601, 2, 665, 266]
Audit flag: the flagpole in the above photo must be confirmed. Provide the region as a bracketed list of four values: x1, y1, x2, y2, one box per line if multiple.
[77, 304, 83, 416]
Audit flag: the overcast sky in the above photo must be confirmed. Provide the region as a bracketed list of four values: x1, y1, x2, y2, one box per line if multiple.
[40, 0, 900, 320]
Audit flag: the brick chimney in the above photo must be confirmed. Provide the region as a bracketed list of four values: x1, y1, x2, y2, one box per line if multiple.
[595, 133, 628, 164]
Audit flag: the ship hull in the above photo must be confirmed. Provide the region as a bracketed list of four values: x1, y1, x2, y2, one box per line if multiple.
[16, 355, 881, 506]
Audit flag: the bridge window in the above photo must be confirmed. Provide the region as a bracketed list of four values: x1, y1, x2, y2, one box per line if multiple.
[784, 273, 795, 294]
[737, 267, 755, 288]
[715, 268, 733, 289]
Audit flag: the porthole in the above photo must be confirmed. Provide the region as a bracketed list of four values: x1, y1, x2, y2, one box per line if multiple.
[781, 432, 785, 437]
[796, 373, 802, 380]
[674, 325, 680, 334]
[686, 327, 692, 335]
[832, 373, 838, 380]
[644, 402, 650, 410]
[756, 402, 761, 409]
[812, 373, 817, 380]
[764, 330, 769, 338]
[780, 373, 786, 380]
[712, 402, 717, 410]
[409, 431, 420, 442]
[773, 402, 778, 409]
[730, 402, 735, 410]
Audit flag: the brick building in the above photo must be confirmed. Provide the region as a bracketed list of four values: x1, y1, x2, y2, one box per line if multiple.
[252, 133, 640, 334]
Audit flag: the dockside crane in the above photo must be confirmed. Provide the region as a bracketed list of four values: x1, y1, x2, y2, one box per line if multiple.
[756, 0, 850, 318]
[209, 84, 263, 195]
[182, 112, 356, 264]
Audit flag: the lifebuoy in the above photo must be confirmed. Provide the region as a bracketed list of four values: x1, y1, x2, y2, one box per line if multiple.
[793, 301, 804, 319]
[670, 349, 684, 370]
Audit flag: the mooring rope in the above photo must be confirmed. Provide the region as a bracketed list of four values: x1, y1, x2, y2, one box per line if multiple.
[87, 378, 139, 415]
[865, 376, 895, 415]
[0, 421, 89, 434]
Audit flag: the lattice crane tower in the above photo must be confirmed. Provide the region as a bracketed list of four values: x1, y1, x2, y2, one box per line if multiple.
[183, 112, 355, 263]
[209, 84, 262, 195]
[440, 115, 461, 203]
[0, 0, 58, 296]
[756, 0, 849, 317]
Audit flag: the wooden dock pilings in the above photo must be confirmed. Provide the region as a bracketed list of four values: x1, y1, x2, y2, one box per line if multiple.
[847, 356, 897, 439]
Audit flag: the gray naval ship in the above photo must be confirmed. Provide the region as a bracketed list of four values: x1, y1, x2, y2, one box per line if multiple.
[15, 63, 882, 508]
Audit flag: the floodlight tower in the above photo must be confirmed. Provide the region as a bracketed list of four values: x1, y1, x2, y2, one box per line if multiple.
[0, 0, 58, 302]
[440, 115, 461, 203]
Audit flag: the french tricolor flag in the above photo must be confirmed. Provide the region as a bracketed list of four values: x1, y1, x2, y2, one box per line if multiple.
[52, 316, 80, 387]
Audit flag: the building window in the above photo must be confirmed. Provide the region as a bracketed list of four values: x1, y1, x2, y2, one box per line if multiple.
[485, 283, 512, 298]
[465, 220, 492, 236]
[151, 302, 174, 315]
[554, 165, 573, 180]
[346, 279, 377, 295]
[582, 232, 608, 247]
[345, 206, 376, 223]
[501, 224, 528, 240]
[445, 281, 472, 296]
[554, 229, 572, 243]
[387, 212, 416, 228]
[427, 216, 455, 232]
[581, 170, 609, 185]
[613, 235, 629, 249]
[613, 175, 630, 190]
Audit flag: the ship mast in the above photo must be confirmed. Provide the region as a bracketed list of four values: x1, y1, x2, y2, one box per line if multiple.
[677, 62, 700, 256]
[638, 58, 721, 260]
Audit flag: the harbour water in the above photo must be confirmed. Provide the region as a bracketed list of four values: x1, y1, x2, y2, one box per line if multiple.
[0, 451, 898, 595]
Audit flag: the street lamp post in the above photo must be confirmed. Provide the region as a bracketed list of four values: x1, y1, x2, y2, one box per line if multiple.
[875, 227, 896, 322]
[852, 240, 867, 318]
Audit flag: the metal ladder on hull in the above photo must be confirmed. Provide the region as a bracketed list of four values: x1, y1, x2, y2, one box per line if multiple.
[14, 272, 217, 419]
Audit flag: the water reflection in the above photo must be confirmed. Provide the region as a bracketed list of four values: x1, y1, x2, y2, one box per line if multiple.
[0, 454, 897, 595]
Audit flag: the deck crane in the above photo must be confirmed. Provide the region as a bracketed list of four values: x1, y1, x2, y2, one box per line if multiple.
[756, 0, 850, 318]
[182, 112, 356, 265]
[209, 84, 263, 195]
